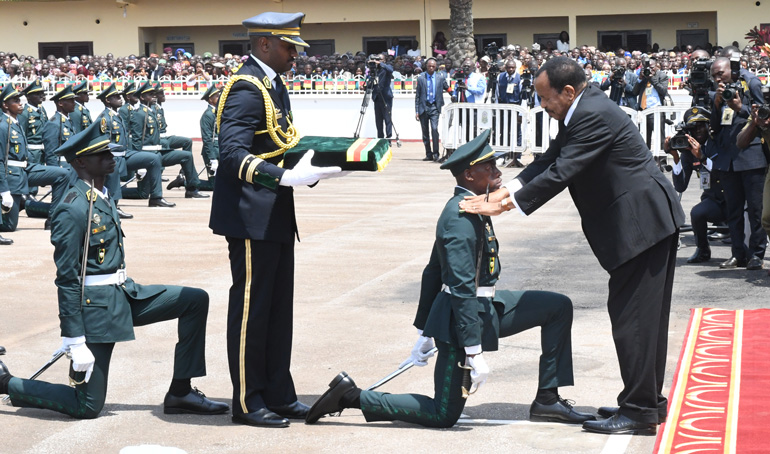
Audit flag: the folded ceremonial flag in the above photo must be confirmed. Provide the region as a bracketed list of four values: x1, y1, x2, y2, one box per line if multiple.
[282, 136, 392, 172]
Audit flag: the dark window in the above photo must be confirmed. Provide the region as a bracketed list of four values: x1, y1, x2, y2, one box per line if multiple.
[219, 40, 249, 56]
[597, 30, 651, 52]
[144, 43, 151, 57]
[363, 36, 416, 57]
[38, 41, 93, 59]
[533, 33, 560, 51]
[163, 43, 195, 55]
[474, 34, 506, 57]
[305, 39, 335, 56]
[676, 29, 709, 50]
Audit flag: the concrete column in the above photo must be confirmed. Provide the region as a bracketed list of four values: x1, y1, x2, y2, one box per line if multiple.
[569, 14, 577, 50]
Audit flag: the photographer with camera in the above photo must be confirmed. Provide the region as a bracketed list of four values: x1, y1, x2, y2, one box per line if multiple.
[496, 59, 523, 166]
[708, 57, 767, 270]
[600, 57, 638, 108]
[664, 107, 726, 264]
[633, 57, 669, 151]
[452, 58, 486, 104]
[368, 54, 394, 139]
[736, 85, 770, 273]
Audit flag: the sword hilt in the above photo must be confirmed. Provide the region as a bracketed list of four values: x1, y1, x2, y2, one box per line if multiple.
[458, 361, 474, 399]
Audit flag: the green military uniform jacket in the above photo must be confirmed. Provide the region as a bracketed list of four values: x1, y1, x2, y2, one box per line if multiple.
[18, 104, 48, 147]
[0, 114, 31, 195]
[199, 105, 219, 164]
[70, 102, 93, 134]
[118, 104, 135, 147]
[51, 179, 165, 343]
[41, 112, 74, 166]
[154, 104, 168, 135]
[413, 187, 516, 352]
[128, 104, 160, 152]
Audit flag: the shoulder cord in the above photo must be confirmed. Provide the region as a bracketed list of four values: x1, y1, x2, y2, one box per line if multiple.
[216, 74, 300, 159]
[4, 121, 10, 175]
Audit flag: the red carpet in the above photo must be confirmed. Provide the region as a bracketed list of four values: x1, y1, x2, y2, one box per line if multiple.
[655, 308, 770, 453]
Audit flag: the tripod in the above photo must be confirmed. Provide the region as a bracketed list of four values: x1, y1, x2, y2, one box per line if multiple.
[353, 72, 402, 147]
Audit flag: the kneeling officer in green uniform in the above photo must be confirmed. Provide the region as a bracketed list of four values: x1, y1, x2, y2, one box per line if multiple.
[306, 129, 593, 428]
[0, 121, 228, 419]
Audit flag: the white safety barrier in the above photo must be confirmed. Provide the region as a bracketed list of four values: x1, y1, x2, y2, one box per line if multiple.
[439, 102, 695, 157]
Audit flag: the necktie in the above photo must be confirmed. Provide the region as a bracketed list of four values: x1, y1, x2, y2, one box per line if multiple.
[640, 81, 650, 110]
[428, 74, 434, 104]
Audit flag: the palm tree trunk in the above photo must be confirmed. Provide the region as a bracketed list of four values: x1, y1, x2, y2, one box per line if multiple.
[446, 0, 476, 69]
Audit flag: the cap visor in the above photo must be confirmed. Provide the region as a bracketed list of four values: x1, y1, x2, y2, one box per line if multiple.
[281, 36, 309, 47]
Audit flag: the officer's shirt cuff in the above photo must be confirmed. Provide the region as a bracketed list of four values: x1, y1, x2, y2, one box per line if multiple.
[672, 161, 683, 175]
[464, 344, 482, 355]
[503, 179, 528, 217]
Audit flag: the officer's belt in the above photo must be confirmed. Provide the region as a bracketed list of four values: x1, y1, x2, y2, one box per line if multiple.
[84, 269, 127, 286]
[441, 284, 495, 298]
[27, 144, 44, 150]
[142, 145, 161, 151]
[6, 160, 27, 168]
[159, 133, 168, 138]
[60, 156, 68, 163]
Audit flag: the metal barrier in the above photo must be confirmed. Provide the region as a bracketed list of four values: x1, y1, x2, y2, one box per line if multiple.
[439, 102, 694, 157]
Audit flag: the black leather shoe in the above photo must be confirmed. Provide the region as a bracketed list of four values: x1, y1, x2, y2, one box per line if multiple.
[747, 256, 764, 270]
[163, 387, 229, 415]
[184, 190, 210, 199]
[116, 207, 134, 219]
[149, 198, 176, 208]
[0, 359, 10, 394]
[432, 153, 440, 162]
[268, 401, 310, 419]
[720, 257, 747, 269]
[0, 236, 12, 246]
[422, 156, 433, 161]
[686, 248, 711, 264]
[232, 408, 289, 428]
[44, 218, 51, 231]
[597, 406, 667, 424]
[166, 175, 185, 190]
[583, 413, 657, 435]
[0, 346, 5, 355]
[306, 372, 358, 424]
[708, 232, 730, 241]
[530, 397, 595, 424]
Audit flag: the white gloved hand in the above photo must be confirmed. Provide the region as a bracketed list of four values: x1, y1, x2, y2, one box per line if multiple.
[136, 168, 147, 180]
[399, 335, 435, 368]
[210, 159, 219, 176]
[278, 150, 342, 187]
[1, 191, 13, 212]
[468, 354, 489, 391]
[62, 336, 95, 383]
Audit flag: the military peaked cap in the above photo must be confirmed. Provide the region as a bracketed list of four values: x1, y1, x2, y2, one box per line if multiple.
[243, 12, 309, 48]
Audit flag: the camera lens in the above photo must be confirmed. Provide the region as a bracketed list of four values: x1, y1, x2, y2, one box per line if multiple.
[758, 106, 770, 120]
[722, 88, 734, 101]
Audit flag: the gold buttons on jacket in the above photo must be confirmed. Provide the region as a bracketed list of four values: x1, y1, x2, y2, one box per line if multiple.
[86, 299, 91, 304]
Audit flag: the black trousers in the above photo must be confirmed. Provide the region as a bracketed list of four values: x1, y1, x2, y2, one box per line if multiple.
[419, 104, 440, 157]
[374, 97, 393, 138]
[226, 238, 297, 415]
[608, 233, 677, 424]
[690, 197, 726, 250]
[720, 168, 767, 260]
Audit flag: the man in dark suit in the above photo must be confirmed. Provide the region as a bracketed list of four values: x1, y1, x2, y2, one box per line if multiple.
[414, 57, 448, 161]
[147, 57, 165, 81]
[709, 57, 767, 270]
[460, 57, 684, 435]
[600, 57, 638, 109]
[210, 11, 342, 428]
[370, 54, 394, 138]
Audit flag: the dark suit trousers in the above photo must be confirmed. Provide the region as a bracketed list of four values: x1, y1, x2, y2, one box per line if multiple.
[374, 97, 393, 138]
[7, 285, 209, 419]
[691, 198, 726, 250]
[720, 168, 767, 260]
[419, 104, 440, 157]
[226, 238, 297, 415]
[608, 233, 677, 424]
[359, 290, 574, 428]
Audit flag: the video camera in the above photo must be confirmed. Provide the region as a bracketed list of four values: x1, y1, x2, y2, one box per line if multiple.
[670, 122, 695, 150]
[520, 69, 535, 108]
[689, 57, 713, 108]
[367, 54, 381, 71]
[485, 42, 500, 79]
[611, 66, 625, 81]
[641, 58, 653, 78]
[757, 86, 770, 120]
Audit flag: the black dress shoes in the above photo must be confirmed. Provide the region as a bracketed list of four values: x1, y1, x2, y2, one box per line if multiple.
[116, 207, 134, 219]
[306, 371, 357, 424]
[184, 190, 210, 199]
[232, 408, 289, 428]
[148, 198, 176, 208]
[529, 397, 595, 424]
[163, 388, 229, 415]
[720, 257, 747, 269]
[0, 346, 5, 355]
[268, 401, 310, 419]
[44, 218, 51, 230]
[747, 256, 764, 270]
[686, 247, 711, 264]
[0, 235, 12, 246]
[0, 359, 11, 394]
[422, 156, 433, 161]
[166, 175, 186, 190]
[597, 406, 667, 424]
[432, 153, 440, 162]
[583, 413, 657, 435]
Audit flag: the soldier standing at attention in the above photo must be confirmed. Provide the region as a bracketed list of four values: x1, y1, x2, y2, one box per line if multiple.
[198, 85, 220, 191]
[18, 80, 48, 165]
[70, 80, 93, 134]
[210, 11, 343, 428]
[0, 121, 228, 419]
[130, 82, 207, 199]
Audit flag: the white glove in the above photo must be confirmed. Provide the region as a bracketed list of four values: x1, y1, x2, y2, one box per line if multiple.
[136, 168, 147, 179]
[60, 336, 95, 383]
[1, 191, 13, 212]
[468, 354, 489, 391]
[279, 149, 342, 187]
[209, 159, 219, 176]
[399, 335, 435, 368]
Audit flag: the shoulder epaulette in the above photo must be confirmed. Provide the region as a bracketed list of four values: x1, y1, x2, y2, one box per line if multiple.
[63, 191, 79, 204]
